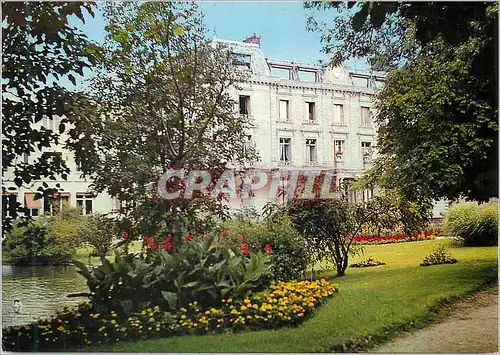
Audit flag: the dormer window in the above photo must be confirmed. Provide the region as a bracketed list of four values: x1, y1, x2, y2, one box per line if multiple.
[231, 53, 251, 70]
[270, 66, 291, 79]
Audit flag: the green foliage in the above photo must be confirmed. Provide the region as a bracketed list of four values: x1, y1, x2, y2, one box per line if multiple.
[75, 240, 496, 353]
[44, 207, 85, 247]
[2, 217, 76, 265]
[219, 215, 310, 281]
[71, 234, 273, 314]
[3, 279, 337, 352]
[2, 2, 97, 231]
[67, 2, 256, 238]
[424, 220, 444, 236]
[443, 200, 498, 246]
[308, 2, 498, 202]
[77, 213, 119, 258]
[287, 197, 396, 277]
[420, 245, 458, 266]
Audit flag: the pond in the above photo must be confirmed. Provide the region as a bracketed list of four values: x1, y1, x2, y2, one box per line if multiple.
[2, 265, 89, 328]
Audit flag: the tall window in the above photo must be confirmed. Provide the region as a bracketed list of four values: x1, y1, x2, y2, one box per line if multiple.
[360, 107, 371, 127]
[361, 141, 372, 162]
[243, 135, 252, 156]
[76, 193, 93, 215]
[279, 100, 290, 121]
[333, 104, 344, 125]
[305, 139, 317, 164]
[24, 193, 41, 217]
[41, 152, 63, 165]
[239, 95, 250, 115]
[306, 102, 316, 122]
[43, 117, 58, 131]
[279, 138, 291, 163]
[43, 193, 70, 215]
[334, 140, 345, 162]
[2, 194, 18, 219]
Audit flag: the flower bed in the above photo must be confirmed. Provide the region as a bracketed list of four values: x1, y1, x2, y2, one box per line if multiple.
[350, 257, 386, 268]
[420, 245, 458, 266]
[2, 279, 337, 352]
[352, 232, 436, 245]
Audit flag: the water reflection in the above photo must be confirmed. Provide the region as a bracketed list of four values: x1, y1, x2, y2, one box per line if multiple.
[2, 265, 88, 328]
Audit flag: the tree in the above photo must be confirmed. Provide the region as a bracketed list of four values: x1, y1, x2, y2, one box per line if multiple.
[77, 214, 117, 258]
[68, 2, 256, 240]
[287, 196, 398, 277]
[2, 2, 97, 229]
[306, 1, 498, 202]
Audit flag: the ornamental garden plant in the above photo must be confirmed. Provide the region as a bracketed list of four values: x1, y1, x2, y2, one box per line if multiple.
[352, 232, 436, 245]
[2, 230, 339, 352]
[420, 245, 458, 266]
[2, 275, 337, 351]
[350, 257, 386, 268]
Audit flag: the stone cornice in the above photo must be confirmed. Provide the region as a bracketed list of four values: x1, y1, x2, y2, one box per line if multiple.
[242, 77, 377, 97]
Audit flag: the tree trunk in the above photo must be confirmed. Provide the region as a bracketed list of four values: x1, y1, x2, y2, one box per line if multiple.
[336, 255, 349, 277]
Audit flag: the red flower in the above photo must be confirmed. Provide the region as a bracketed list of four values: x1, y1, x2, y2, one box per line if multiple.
[264, 245, 273, 253]
[162, 235, 174, 251]
[121, 232, 129, 240]
[220, 230, 230, 239]
[241, 243, 249, 256]
[184, 234, 193, 241]
[202, 235, 207, 241]
[237, 235, 245, 242]
[144, 236, 158, 250]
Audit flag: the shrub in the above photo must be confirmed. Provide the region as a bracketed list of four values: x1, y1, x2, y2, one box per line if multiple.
[71, 233, 274, 315]
[77, 214, 119, 258]
[350, 257, 386, 268]
[45, 207, 85, 246]
[2, 216, 78, 266]
[287, 197, 397, 277]
[218, 215, 309, 281]
[2, 279, 338, 352]
[420, 245, 458, 266]
[443, 200, 498, 246]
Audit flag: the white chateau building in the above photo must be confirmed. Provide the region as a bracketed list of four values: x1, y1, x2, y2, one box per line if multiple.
[2, 34, 448, 220]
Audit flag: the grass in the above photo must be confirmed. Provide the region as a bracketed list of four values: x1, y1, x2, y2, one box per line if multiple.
[82, 240, 497, 352]
[74, 241, 143, 265]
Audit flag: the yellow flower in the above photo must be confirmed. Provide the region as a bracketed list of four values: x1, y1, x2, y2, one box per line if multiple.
[244, 298, 251, 304]
[180, 315, 186, 319]
[240, 305, 247, 311]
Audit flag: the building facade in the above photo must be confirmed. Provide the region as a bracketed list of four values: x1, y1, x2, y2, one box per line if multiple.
[219, 36, 385, 212]
[2, 35, 448, 220]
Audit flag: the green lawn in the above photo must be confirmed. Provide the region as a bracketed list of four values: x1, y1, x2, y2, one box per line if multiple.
[83, 239, 497, 352]
[74, 241, 143, 264]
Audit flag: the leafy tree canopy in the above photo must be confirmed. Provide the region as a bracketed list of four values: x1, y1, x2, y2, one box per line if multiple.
[306, 1, 498, 202]
[68, 2, 256, 238]
[2, 1, 98, 229]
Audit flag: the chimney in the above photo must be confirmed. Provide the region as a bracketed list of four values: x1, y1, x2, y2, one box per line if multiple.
[243, 33, 261, 46]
